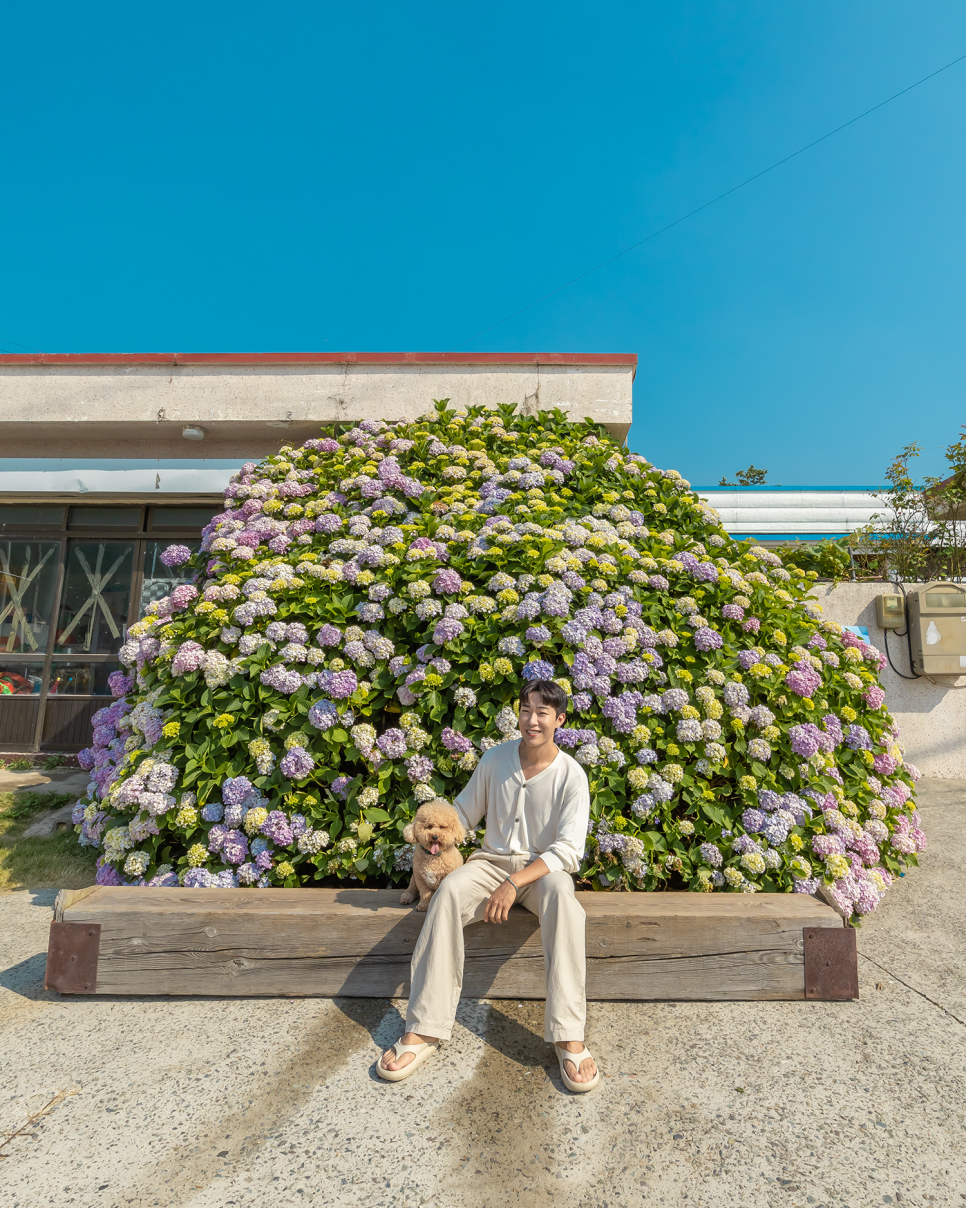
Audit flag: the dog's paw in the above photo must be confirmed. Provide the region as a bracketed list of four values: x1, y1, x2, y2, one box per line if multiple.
[399, 891, 417, 905]
[415, 898, 433, 912]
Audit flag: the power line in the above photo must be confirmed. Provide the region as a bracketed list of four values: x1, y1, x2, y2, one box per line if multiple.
[451, 50, 966, 350]
[0, 337, 44, 353]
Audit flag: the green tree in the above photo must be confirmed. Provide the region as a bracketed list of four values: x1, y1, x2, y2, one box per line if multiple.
[718, 465, 769, 487]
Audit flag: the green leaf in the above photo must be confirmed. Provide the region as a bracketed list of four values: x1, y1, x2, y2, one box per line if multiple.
[363, 807, 391, 822]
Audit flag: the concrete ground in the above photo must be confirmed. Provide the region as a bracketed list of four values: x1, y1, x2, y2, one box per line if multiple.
[1, 781, 964, 1208]
[0, 767, 91, 798]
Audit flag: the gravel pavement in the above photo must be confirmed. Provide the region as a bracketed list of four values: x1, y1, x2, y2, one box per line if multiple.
[1, 779, 964, 1208]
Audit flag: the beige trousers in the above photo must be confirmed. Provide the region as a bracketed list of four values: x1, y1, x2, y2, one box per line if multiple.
[405, 854, 587, 1043]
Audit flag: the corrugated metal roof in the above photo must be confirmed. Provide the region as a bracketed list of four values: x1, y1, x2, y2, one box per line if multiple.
[697, 489, 885, 535]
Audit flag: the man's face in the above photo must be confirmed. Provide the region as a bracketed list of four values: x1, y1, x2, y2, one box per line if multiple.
[518, 696, 565, 749]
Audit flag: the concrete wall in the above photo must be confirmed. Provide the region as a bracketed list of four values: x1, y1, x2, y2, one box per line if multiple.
[0, 354, 635, 458]
[817, 582, 966, 777]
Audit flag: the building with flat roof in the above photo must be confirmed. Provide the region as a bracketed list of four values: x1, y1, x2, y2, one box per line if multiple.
[0, 352, 635, 751]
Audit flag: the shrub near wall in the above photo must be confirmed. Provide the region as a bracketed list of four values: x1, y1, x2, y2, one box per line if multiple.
[72, 402, 925, 921]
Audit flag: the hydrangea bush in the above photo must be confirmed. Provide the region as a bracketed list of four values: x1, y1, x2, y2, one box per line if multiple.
[71, 401, 925, 921]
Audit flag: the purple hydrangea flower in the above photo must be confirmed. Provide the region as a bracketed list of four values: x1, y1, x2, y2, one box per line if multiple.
[108, 670, 134, 698]
[601, 695, 638, 734]
[172, 641, 206, 676]
[661, 688, 689, 711]
[812, 834, 846, 857]
[308, 698, 338, 730]
[559, 620, 587, 644]
[259, 664, 304, 694]
[693, 626, 723, 652]
[763, 815, 790, 845]
[148, 871, 180, 887]
[816, 715, 842, 751]
[433, 618, 465, 644]
[526, 625, 552, 644]
[207, 824, 228, 853]
[498, 636, 526, 658]
[330, 774, 351, 799]
[326, 669, 358, 699]
[785, 664, 821, 698]
[377, 728, 408, 758]
[597, 833, 626, 855]
[316, 623, 342, 647]
[170, 584, 198, 612]
[201, 801, 224, 822]
[699, 842, 722, 867]
[223, 776, 254, 806]
[747, 706, 773, 728]
[223, 829, 249, 864]
[182, 868, 215, 887]
[280, 747, 316, 779]
[160, 544, 192, 568]
[433, 569, 463, 594]
[845, 724, 872, 751]
[648, 575, 669, 591]
[742, 808, 766, 833]
[721, 603, 745, 621]
[406, 755, 435, 783]
[723, 681, 750, 708]
[441, 726, 474, 753]
[757, 789, 781, 811]
[789, 723, 822, 758]
[676, 719, 703, 742]
[261, 810, 294, 845]
[522, 659, 555, 681]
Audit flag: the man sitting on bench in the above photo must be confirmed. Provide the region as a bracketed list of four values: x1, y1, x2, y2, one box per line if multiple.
[378, 679, 600, 1091]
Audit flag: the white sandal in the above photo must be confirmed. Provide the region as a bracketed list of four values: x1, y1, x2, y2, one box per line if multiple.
[376, 1039, 440, 1082]
[554, 1044, 601, 1093]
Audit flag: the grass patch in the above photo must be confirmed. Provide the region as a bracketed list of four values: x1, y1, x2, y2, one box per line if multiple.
[0, 790, 97, 891]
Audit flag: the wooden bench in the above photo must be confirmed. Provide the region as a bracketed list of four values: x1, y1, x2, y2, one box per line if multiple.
[45, 886, 856, 1000]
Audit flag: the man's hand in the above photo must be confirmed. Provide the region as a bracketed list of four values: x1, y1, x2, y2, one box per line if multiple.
[484, 878, 517, 924]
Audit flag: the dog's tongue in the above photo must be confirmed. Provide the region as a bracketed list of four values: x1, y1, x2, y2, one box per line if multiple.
[429, 841, 441, 856]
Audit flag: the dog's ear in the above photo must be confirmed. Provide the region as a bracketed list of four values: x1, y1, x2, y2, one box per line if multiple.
[403, 822, 415, 843]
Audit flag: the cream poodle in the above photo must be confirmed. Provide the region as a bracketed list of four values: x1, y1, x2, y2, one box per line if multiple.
[399, 799, 466, 911]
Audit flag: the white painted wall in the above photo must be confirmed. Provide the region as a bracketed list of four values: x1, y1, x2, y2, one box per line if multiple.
[0, 361, 634, 458]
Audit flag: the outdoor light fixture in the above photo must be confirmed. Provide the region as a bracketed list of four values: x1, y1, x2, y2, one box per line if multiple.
[182, 425, 206, 441]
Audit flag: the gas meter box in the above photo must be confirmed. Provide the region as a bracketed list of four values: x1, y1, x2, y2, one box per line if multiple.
[907, 582, 966, 675]
[876, 594, 905, 629]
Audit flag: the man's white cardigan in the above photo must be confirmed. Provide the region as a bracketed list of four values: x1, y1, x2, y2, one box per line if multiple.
[453, 741, 591, 875]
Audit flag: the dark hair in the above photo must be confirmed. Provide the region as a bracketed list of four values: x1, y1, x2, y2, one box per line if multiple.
[518, 679, 568, 719]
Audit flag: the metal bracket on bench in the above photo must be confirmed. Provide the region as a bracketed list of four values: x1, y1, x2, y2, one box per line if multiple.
[45, 922, 101, 994]
[803, 926, 858, 1000]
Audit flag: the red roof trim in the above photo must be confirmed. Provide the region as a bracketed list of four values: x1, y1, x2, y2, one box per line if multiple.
[0, 351, 637, 371]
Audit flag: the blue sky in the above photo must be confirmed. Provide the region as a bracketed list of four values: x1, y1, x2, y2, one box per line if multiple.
[1, 1, 964, 486]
